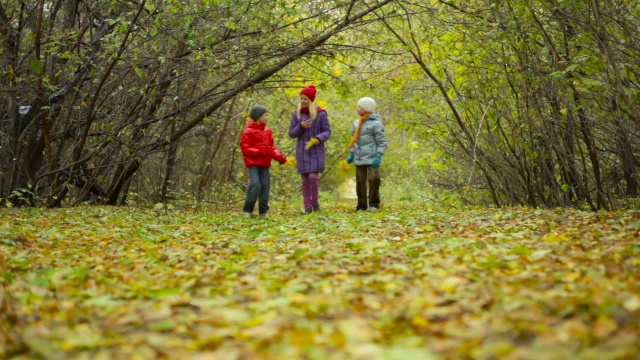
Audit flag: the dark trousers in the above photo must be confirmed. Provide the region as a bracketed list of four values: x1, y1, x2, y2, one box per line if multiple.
[243, 166, 270, 214]
[355, 165, 380, 210]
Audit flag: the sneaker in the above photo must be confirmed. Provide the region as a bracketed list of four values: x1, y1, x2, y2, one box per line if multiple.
[312, 204, 320, 212]
[259, 213, 268, 218]
[243, 212, 252, 218]
[368, 207, 378, 213]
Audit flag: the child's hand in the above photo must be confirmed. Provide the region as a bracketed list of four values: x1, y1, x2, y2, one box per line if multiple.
[372, 154, 382, 168]
[301, 119, 312, 129]
[346, 154, 354, 164]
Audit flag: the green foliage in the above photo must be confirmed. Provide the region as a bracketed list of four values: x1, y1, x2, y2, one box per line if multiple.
[2, 0, 639, 210]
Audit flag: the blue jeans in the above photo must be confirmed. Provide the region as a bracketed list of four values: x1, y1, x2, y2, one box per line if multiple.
[243, 166, 271, 214]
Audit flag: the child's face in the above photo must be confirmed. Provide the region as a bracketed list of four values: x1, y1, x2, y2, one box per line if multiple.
[256, 112, 269, 124]
[300, 94, 311, 108]
[356, 105, 367, 116]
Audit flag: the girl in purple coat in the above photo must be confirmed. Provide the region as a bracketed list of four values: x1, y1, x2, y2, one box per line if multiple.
[289, 85, 332, 213]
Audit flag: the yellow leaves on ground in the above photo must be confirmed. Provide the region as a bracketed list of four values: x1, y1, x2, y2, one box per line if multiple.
[623, 296, 640, 312]
[1, 206, 639, 359]
[593, 315, 618, 339]
[438, 276, 467, 293]
[542, 231, 571, 242]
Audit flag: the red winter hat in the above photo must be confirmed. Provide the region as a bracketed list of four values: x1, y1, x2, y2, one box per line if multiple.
[300, 85, 316, 102]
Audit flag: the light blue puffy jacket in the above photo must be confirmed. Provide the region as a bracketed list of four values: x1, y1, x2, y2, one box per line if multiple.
[349, 112, 387, 166]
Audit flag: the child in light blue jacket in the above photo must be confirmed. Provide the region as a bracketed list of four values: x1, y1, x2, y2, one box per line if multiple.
[346, 97, 387, 212]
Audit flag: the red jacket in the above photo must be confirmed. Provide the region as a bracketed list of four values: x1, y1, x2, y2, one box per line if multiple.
[240, 120, 286, 168]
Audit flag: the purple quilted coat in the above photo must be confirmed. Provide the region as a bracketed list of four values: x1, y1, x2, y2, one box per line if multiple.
[288, 109, 332, 174]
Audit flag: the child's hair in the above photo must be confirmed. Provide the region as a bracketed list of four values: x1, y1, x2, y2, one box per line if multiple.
[297, 103, 318, 121]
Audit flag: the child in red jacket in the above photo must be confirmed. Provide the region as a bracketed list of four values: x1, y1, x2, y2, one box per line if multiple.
[240, 105, 287, 218]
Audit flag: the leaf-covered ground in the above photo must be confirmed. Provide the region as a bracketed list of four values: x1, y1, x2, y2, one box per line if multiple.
[1, 204, 640, 359]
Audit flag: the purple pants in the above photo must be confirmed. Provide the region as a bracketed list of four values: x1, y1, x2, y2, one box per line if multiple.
[301, 173, 319, 211]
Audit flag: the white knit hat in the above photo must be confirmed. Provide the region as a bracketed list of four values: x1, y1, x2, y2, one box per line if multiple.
[357, 97, 376, 113]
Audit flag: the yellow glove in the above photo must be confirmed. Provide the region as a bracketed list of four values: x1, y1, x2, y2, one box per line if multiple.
[285, 155, 297, 167]
[305, 137, 320, 150]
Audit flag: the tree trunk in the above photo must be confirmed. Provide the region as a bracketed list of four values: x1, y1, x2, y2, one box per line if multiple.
[196, 96, 237, 202]
[161, 142, 178, 201]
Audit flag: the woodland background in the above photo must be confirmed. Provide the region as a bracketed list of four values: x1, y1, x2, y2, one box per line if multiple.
[1, 0, 640, 210]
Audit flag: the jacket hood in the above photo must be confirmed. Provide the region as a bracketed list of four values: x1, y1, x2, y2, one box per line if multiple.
[366, 112, 381, 122]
